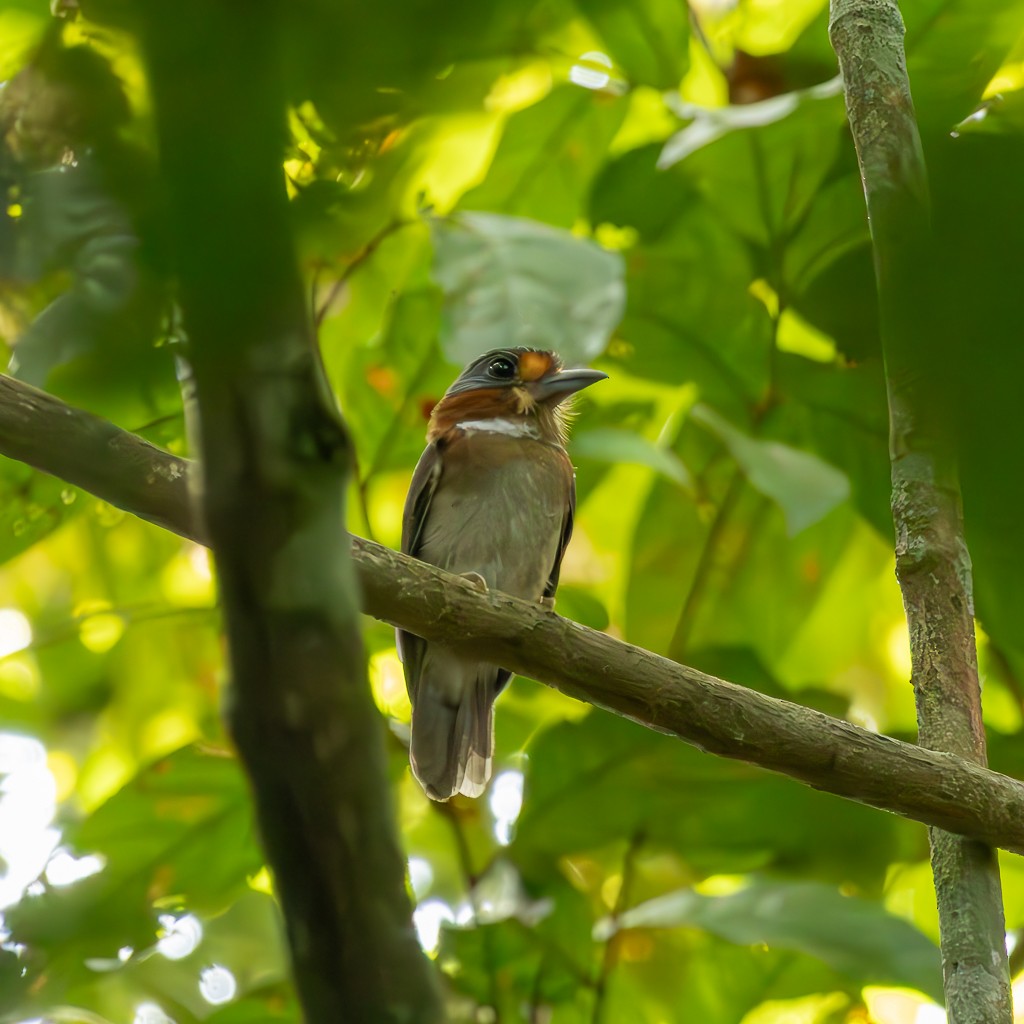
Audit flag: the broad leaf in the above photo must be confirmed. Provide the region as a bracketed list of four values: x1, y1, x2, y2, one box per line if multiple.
[572, 427, 692, 490]
[600, 880, 942, 1001]
[459, 85, 629, 228]
[574, 0, 690, 89]
[659, 76, 843, 168]
[431, 212, 625, 364]
[7, 746, 261, 1008]
[690, 404, 850, 535]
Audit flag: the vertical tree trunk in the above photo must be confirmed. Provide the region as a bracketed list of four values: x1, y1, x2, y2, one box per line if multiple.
[138, 2, 444, 1020]
[829, 2, 1012, 1020]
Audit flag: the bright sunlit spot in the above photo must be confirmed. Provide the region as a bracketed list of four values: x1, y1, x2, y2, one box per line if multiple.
[413, 899, 454, 956]
[187, 543, 212, 580]
[73, 601, 125, 655]
[740, 993, 849, 1024]
[0, 656, 39, 701]
[160, 544, 216, 604]
[369, 649, 411, 721]
[0, 609, 31, 658]
[199, 964, 237, 1005]
[407, 857, 434, 900]
[864, 989, 945, 1024]
[1012, 974, 1024, 1018]
[157, 914, 203, 960]
[133, 1003, 175, 1024]
[488, 769, 524, 846]
[0, 734, 59, 909]
[44, 848, 105, 887]
[569, 51, 612, 91]
[886, 619, 913, 680]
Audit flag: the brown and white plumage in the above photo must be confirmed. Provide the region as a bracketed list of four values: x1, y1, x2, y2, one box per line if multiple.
[398, 348, 606, 800]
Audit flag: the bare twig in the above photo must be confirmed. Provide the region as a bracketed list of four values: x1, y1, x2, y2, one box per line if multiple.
[591, 831, 644, 1024]
[313, 218, 409, 328]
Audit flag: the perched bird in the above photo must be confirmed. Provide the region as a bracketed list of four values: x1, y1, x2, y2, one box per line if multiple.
[399, 347, 607, 801]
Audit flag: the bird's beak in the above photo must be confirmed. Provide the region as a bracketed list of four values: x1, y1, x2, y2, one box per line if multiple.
[530, 367, 608, 404]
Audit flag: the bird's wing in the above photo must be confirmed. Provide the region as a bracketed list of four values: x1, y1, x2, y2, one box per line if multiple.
[543, 469, 575, 600]
[402, 442, 443, 557]
[397, 442, 444, 679]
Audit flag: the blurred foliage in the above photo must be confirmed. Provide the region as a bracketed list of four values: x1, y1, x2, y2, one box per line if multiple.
[1, 0, 1024, 1022]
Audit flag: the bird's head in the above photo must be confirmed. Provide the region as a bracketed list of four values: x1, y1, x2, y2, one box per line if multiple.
[427, 348, 607, 446]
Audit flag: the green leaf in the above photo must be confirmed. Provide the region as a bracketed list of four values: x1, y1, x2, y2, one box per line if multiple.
[431, 212, 625, 364]
[0, 6, 45, 79]
[0, 461, 81, 566]
[629, 932, 856, 1024]
[572, 427, 692, 489]
[611, 203, 771, 409]
[782, 174, 869, 292]
[774, 354, 890, 534]
[601, 880, 942, 1001]
[574, 0, 690, 89]
[658, 83, 849, 254]
[658, 76, 843, 169]
[513, 712, 913, 888]
[7, 745, 261, 1005]
[460, 85, 629, 227]
[952, 90, 1024, 138]
[590, 142, 696, 243]
[690, 404, 849, 535]
[120, 890, 291, 1023]
[551, 584, 610, 630]
[327, 284, 444, 479]
[904, 0, 1024, 133]
[204, 986, 301, 1024]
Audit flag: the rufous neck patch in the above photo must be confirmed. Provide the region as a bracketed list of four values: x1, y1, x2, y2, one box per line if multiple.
[518, 351, 555, 382]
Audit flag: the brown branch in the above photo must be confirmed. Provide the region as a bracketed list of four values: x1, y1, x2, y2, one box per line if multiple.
[4, 373, 1024, 857]
[830, 1, 1012, 1020]
[0, 375, 194, 539]
[136, 3, 442, 1022]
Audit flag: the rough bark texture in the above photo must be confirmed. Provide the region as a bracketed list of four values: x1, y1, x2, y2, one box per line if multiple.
[5, 374, 1024, 856]
[137, 3, 443, 1021]
[830, 1, 1012, 1020]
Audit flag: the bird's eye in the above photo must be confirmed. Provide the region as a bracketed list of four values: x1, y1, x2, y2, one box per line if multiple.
[487, 357, 516, 380]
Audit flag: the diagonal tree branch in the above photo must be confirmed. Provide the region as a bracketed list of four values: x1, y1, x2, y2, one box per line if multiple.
[3, 372, 1024, 854]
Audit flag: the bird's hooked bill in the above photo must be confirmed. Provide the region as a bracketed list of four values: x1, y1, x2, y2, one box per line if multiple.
[530, 367, 609, 402]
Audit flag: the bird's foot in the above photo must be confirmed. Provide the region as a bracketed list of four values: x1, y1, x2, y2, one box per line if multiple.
[460, 571, 489, 592]
[539, 595, 556, 611]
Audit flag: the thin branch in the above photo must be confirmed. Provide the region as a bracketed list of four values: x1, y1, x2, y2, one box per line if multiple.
[830, 1, 1012, 1020]
[591, 831, 644, 1024]
[436, 803, 502, 1021]
[987, 642, 1024, 719]
[313, 218, 409, 328]
[4, 374, 1024, 854]
[668, 465, 743, 660]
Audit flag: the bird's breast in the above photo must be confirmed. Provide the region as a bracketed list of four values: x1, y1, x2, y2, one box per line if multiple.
[419, 432, 572, 600]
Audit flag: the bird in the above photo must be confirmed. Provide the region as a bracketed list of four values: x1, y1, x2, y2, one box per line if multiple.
[398, 347, 607, 801]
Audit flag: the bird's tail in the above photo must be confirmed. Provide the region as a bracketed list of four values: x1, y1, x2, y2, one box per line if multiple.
[410, 672, 494, 802]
